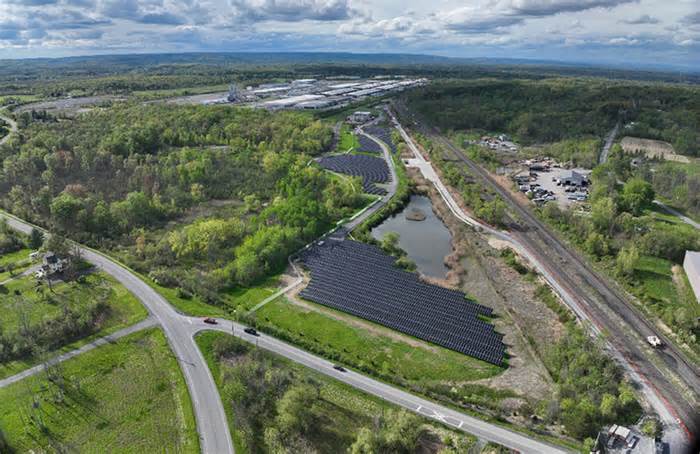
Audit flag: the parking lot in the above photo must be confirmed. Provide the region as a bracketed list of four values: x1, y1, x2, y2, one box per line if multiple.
[516, 166, 591, 209]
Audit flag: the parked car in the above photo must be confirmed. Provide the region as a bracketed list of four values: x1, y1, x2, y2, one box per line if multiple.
[203, 317, 217, 325]
[244, 327, 259, 336]
[333, 365, 346, 372]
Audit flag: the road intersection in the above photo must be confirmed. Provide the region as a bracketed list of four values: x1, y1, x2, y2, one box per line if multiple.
[0, 121, 575, 454]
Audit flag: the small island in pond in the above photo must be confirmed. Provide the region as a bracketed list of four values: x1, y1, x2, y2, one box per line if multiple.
[405, 208, 426, 221]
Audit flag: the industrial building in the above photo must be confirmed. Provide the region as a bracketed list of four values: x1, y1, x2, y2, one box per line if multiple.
[245, 77, 427, 111]
[683, 251, 700, 303]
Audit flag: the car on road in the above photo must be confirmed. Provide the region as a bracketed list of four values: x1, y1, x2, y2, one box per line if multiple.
[333, 364, 346, 372]
[647, 336, 663, 348]
[203, 317, 217, 325]
[244, 327, 259, 336]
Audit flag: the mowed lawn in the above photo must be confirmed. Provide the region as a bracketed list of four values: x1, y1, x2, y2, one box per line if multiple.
[0, 271, 148, 379]
[255, 297, 503, 383]
[336, 125, 360, 152]
[0, 328, 199, 453]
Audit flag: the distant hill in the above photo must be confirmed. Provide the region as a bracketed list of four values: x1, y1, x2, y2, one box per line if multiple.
[0, 51, 697, 86]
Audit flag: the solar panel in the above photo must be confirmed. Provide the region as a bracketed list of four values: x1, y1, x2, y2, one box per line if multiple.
[363, 126, 397, 154]
[317, 155, 390, 195]
[358, 135, 383, 153]
[298, 240, 506, 365]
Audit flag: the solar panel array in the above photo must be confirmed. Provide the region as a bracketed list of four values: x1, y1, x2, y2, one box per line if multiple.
[364, 126, 397, 154]
[358, 135, 383, 154]
[317, 155, 390, 195]
[299, 240, 506, 365]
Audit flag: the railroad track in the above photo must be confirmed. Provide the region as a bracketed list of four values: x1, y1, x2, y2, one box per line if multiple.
[392, 102, 700, 449]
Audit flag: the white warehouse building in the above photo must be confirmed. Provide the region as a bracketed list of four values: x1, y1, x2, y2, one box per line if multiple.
[684, 251, 700, 303]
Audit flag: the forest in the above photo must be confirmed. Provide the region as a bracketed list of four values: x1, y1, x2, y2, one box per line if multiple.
[0, 103, 365, 299]
[406, 79, 700, 156]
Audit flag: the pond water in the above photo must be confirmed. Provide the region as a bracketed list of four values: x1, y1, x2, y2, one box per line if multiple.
[371, 195, 452, 278]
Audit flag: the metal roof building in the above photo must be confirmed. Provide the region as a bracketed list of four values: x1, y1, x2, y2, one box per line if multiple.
[683, 251, 700, 303]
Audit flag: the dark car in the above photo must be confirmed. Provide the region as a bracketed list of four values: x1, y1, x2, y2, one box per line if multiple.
[333, 365, 346, 372]
[244, 327, 258, 336]
[203, 317, 217, 325]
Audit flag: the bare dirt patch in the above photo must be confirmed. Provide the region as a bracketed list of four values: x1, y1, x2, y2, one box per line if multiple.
[410, 170, 563, 400]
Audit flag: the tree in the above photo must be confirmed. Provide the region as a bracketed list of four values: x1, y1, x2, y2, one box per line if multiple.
[28, 228, 44, 250]
[350, 427, 381, 454]
[621, 178, 654, 216]
[477, 198, 507, 227]
[50, 193, 84, 232]
[584, 232, 609, 258]
[383, 410, 423, 453]
[590, 197, 616, 235]
[600, 393, 617, 420]
[616, 245, 639, 278]
[275, 384, 318, 435]
[380, 232, 402, 257]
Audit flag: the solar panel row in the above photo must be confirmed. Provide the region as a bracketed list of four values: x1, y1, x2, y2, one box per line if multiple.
[317, 155, 390, 196]
[364, 126, 397, 154]
[298, 240, 506, 365]
[358, 135, 383, 154]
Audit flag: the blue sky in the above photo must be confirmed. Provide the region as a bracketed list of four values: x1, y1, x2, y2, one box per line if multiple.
[0, 0, 698, 69]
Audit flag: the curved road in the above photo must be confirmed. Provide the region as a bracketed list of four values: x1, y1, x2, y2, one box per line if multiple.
[0, 126, 574, 453]
[0, 112, 18, 146]
[0, 210, 572, 454]
[0, 212, 235, 454]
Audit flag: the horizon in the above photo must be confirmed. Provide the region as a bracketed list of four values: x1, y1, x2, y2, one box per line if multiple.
[0, 0, 698, 70]
[0, 50, 698, 76]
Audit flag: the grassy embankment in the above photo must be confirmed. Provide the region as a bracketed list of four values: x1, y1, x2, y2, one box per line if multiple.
[0, 328, 199, 453]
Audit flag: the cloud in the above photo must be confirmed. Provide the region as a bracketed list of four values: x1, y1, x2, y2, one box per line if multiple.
[680, 12, 700, 26]
[33, 10, 112, 29]
[620, 14, 659, 25]
[140, 12, 187, 25]
[230, 0, 358, 22]
[609, 36, 639, 45]
[507, 0, 638, 16]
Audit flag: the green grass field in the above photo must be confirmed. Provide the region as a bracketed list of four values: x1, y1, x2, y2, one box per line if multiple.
[336, 125, 359, 152]
[254, 297, 502, 383]
[196, 331, 477, 454]
[0, 272, 148, 379]
[0, 328, 199, 453]
[632, 255, 699, 320]
[0, 248, 33, 282]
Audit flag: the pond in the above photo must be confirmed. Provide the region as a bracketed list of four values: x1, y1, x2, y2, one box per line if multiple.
[371, 195, 452, 278]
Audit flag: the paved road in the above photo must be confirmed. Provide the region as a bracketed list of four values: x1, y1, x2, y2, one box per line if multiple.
[0, 211, 235, 454]
[654, 200, 700, 230]
[0, 317, 157, 388]
[342, 124, 399, 232]
[0, 111, 18, 145]
[599, 122, 620, 164]
[186, 317, 572, 454]
[0, 129, 576, 453]
[391, 105, 698, 453]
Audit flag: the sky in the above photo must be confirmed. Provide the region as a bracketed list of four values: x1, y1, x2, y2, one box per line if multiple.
[0, 0, 698, 70]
